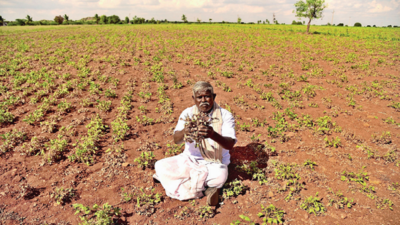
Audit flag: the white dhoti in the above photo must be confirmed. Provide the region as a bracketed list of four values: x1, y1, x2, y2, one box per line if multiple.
[154, 154, 228, 201]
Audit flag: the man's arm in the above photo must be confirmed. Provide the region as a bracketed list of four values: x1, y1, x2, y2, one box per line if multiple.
[198, 125, 235, 150]
[173, 128, 188, 144]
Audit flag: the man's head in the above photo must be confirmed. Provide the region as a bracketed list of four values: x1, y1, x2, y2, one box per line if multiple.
[192, 81, 216, 113]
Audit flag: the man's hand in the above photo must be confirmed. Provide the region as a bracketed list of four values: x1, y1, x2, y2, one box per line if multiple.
[197, 124, 215, 139]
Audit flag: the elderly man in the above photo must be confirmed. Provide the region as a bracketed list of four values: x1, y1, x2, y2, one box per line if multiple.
[154, 81, 236, 206]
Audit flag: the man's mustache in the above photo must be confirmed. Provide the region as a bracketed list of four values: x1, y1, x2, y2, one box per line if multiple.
[200, 102, 210, 106]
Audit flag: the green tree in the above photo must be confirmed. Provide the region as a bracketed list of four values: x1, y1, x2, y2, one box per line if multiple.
[0, 15, 4, 25]
[181, 14, 187, 23]
[293, 0, 327, 33]
[54, 15, 64, 24]
[209, 18, 212, 23]
[64, 14, 69, 22]
[26, 15, 33, 25]
[354, 22, 361, 27]
[197, 18, 201, 23]
[107, 15, 120, 24]
[237, 17, 242, 24]
[132, 16, 145, 24]
[94, 14, 100, 24]
[125, 16, 129, 24]
[266, 19, 270, 24]
[100, 15, 107, 24]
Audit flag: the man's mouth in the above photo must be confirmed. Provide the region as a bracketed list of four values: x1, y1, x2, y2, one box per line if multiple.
[200, 102, 210, 107]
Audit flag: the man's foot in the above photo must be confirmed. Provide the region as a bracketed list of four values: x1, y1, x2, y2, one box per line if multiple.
[205, 187, 219, 206]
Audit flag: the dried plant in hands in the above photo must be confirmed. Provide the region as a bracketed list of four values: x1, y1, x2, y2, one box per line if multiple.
[182, 112, 219, 156]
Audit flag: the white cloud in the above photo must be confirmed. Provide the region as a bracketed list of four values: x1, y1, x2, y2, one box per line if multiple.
[98, 0, 121, 8]
[368, 0, 393, 12]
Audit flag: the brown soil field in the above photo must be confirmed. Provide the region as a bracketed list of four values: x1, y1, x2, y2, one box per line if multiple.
[0, 24, 399, 224]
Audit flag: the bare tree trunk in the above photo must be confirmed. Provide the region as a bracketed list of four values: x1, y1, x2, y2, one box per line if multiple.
[307, 18, 312, 34]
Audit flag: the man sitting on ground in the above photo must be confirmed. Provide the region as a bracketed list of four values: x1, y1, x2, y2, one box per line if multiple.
[154, 81, 237, 206]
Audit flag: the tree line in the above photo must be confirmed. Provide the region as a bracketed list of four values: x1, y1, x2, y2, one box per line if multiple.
[1, 0, 398, 31]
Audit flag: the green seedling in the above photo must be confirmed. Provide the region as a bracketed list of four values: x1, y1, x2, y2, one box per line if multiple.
[324, 136, 341, 148]
[223, 179, 247, 199]
[197, 205, 214, 220]
[300, 193, 326, 216]
[73, 203, 121, 224]
[165, 143, 184, 156]
[327, 188, 355, 209]
[111, 117, 129, 142]
[96, 100, 112, 112]
[134, 151, 156, 169]
[372, 131, 392, 144]
[50, 187, 76, 205]
[257, 204, 285, 224]
[303, 159, 317, 170]
[0, 129, 27, 153]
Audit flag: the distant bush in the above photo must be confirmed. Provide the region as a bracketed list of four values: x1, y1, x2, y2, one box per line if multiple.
[337, 23, 344, 26]
[148, 17, 156, 24]
[394, 25, 398, 28]
[367, 25, 371, 27]
[7, 22, 18, 26]
[54, 15, 64, 24]
[373, 25, 376, 27]
[387, 25, 392, 27]
[292, 20, 302, 25]
[72, 20, 83, 25]
[132, 16, 145, 24]
[84, 21, 95, 25]
[354, 22, 362, 27]
[16, 19, 26, 26]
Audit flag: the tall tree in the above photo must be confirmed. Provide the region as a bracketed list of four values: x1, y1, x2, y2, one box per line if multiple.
[181, 14, 187, 23]
[64, 14, 69, 22]
[0, 15, 4, 25]
[209, 18, 212, 23]
[125, 16, 129, 24]
[94, 14, 100, 24]
[293, 0, 327, 33]
[237, 16, 241, 24]
[26, 15, 33, 25]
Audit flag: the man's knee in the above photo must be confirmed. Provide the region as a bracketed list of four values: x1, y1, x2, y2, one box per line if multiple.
[206, 164, 228, 188]
[154, 158, 168, 174]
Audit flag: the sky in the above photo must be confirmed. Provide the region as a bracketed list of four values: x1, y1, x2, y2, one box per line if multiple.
[0, 0, 399, 26]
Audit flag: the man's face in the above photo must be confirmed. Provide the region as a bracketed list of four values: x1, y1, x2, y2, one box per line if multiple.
[193, 89, 215, 113]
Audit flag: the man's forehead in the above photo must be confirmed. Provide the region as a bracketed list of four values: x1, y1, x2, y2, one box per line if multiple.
[194, 89, 213, 95]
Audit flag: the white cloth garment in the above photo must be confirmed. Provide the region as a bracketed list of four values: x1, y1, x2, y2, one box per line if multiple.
[153, 105, 236, 200]
[174, 105, 237, 166]
[154, 154, 228, 200]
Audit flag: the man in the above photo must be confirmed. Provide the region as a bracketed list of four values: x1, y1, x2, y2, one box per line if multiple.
[154, 81, 236, 206]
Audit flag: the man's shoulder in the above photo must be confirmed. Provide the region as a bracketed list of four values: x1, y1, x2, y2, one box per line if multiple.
[180, 106, 194, 117]
[220, 107, 234, 121]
